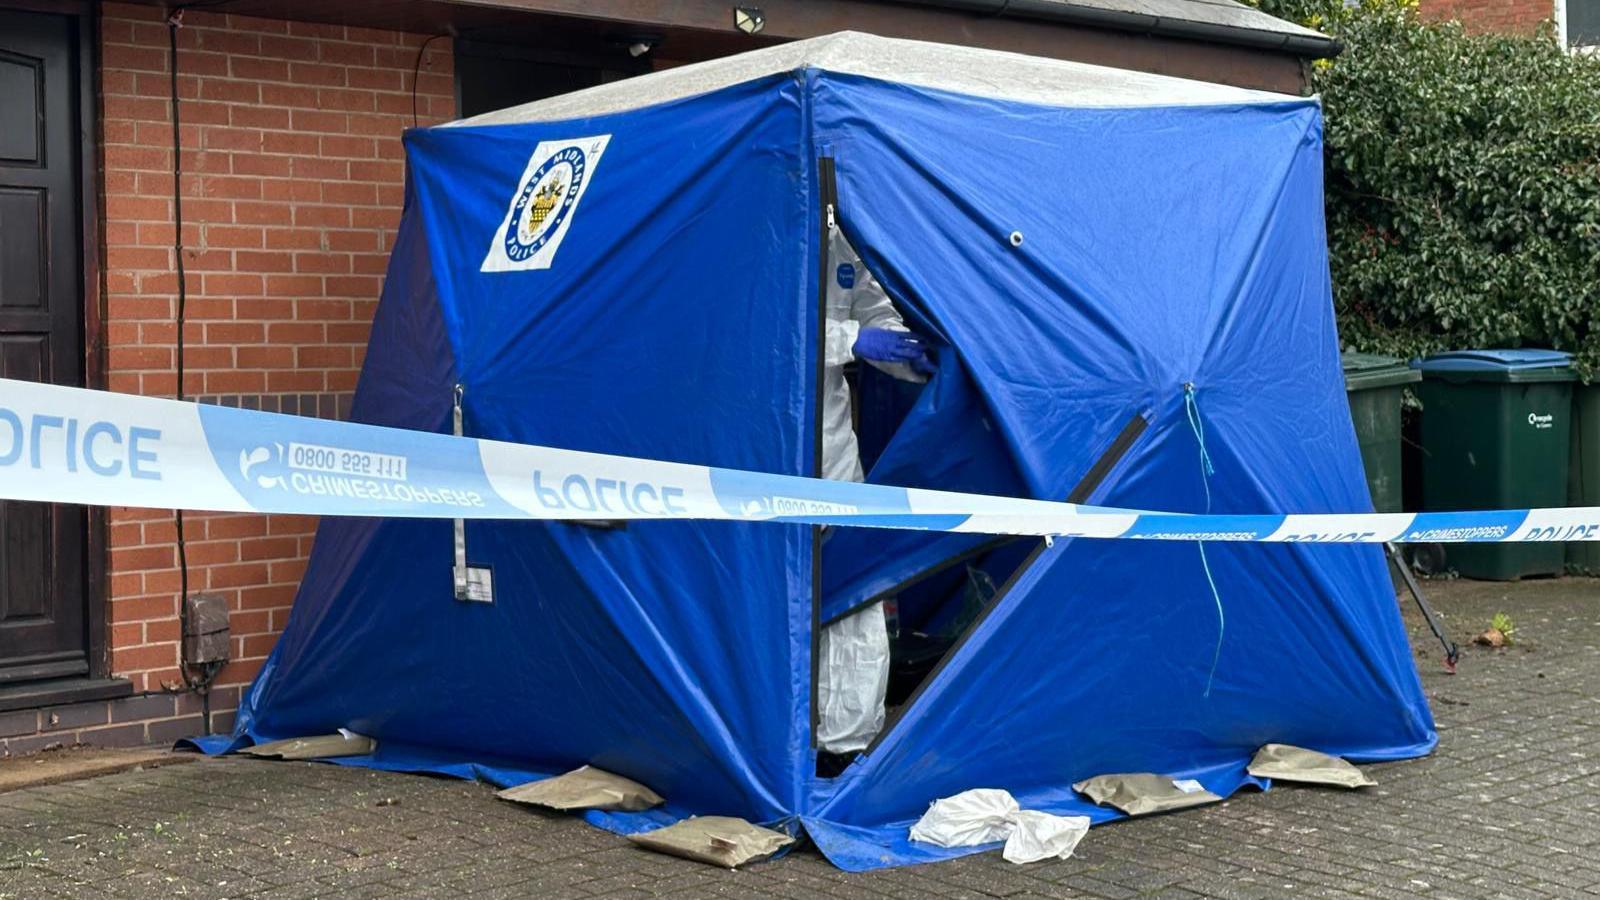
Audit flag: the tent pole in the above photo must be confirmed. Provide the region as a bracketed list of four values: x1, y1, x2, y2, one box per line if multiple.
[1387, 542, 1458, 673]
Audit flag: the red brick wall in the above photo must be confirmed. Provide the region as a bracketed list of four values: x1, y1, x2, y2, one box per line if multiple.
[1418, 0, 1555, 34]
[99, 3, 453, 700]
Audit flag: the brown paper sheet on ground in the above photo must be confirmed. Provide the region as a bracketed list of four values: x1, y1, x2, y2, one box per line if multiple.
[1072, 773, 1223, 816]
[497, 765, 663, 812]
[628, 816, 795, 868]
[239, 732, 375, 760]
[1246, 743, 1376, 789]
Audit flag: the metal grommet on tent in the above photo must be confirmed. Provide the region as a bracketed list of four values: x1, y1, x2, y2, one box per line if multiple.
[1008, 231, 1024, 247]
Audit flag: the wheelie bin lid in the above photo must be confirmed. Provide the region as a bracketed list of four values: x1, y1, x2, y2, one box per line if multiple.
[1412, 349, 1574, 383]
[1341, 352, 1421, 391]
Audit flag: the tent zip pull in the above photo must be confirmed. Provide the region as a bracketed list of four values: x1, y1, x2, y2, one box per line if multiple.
[825, 203, 836, 231]
[452, 384, 469, 601]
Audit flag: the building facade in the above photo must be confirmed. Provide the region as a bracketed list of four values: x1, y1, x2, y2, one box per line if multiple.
[1420, 0, 1598, 47]
[0, 0, 1332, 751]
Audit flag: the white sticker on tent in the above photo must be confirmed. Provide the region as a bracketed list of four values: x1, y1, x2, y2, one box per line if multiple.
[481, 134, 611, 273]
[1172, 778, 1205, 794]
[459, 566, 494, 603]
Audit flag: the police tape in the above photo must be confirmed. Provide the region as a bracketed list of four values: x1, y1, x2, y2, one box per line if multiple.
[2, 378, 1598, 544]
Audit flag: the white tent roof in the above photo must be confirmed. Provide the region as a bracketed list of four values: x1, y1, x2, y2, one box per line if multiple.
[446, 31, 1300, 128]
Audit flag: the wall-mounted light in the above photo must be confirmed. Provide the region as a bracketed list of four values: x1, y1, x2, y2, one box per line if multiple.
[610, 32, 663, 58]
[735, 6, 765, 34]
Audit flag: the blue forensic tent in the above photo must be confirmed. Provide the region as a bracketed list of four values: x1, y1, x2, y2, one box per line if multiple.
[207, 33, 1435, 870]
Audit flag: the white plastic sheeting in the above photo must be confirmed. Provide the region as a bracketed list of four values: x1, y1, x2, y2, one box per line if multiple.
[909, 788, 1091, 864]
[1002, 810, 1094, 865]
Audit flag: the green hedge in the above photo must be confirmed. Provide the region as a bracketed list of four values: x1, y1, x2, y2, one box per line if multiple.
[1252, 0, 1600, 377]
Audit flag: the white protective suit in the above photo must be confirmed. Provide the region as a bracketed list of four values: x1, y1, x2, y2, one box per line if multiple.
[817, 227, 926, 754]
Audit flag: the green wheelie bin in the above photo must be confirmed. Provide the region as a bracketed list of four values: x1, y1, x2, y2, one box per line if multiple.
[1414, 349, 1574, 580]
[1342, 353, 1420, 514]
[1571, 383, 1600, 575]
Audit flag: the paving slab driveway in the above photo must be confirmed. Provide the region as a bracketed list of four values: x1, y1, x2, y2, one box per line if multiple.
[2, 577, 1597, 899]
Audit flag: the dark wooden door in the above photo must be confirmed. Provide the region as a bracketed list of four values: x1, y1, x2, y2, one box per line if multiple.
[0, 9, 88, 684]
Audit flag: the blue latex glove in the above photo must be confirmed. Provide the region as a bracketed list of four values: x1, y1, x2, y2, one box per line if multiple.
[910, 350, 938, 378]
[853, 327, 928, 364]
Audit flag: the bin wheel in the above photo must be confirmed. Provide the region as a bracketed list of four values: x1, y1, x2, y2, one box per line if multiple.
[1407, 542, 1447, 577]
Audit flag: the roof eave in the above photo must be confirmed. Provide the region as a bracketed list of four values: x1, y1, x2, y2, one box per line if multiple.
[894, 0, 1344, 59]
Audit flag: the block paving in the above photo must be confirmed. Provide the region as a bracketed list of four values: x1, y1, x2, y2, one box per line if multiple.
[2, 577, 1597, 898]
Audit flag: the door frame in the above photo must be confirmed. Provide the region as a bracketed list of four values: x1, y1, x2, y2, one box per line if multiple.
[2, 0, 108, 681]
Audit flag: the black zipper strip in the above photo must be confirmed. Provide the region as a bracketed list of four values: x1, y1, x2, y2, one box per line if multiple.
[809, 156, 838, 748]
[818, 156, 838, 221]
[822, 535, 1014, 627]
[1074, 416, 1147, 503]
[856, 410, 1150, 759]
[824, 403, 1156, 625]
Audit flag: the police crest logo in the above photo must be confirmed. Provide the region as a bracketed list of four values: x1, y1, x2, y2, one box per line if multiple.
[238, 443, 285, 490]
[481, 134, 611, 272]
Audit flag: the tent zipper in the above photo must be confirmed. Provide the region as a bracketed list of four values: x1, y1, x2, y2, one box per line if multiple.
[859, 411, 1151, 758]
[824, 401, 1162, 625]
[809, 156, 839, 749]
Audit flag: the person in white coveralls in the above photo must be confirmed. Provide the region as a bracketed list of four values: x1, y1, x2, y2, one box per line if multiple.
[817, 225, 935, 765]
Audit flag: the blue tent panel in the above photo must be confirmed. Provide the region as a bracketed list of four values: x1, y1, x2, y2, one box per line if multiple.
[822, 356, 1031, 623]
[222, 77, 818, 827]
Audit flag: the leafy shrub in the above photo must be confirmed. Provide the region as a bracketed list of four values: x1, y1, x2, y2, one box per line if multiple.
[1251, 0, 1600, 377]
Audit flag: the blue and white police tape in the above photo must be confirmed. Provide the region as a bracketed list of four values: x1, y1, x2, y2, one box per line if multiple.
[2, 377, 1598, 544]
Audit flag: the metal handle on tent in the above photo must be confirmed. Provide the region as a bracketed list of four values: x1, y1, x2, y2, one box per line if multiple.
[452, 384, 468, 601]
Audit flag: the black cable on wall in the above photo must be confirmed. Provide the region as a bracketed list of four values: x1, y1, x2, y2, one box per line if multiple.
[412, 33, 447, 129]
[167, 5, 222, 731]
